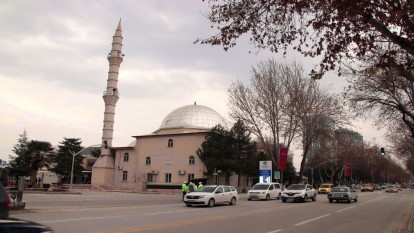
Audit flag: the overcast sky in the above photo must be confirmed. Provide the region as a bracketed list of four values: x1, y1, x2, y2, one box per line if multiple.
[0, 0, 386, 168]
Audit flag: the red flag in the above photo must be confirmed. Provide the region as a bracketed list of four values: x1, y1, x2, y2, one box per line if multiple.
[370, 169, 376, 181]
[345, 164, 351, 177]
[278, 148, 288, 170]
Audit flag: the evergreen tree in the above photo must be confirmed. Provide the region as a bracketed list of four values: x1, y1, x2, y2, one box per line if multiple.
[50, 138, 83, 184]
[9, 130, 29, 178]
[197, 125, 233, 176]
[197, 121, 258, 185]
[230, 120, 257, 185]
[9, 138, 54, 186]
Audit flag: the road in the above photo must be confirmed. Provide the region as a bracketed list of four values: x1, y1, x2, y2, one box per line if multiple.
[11, 189, 414, 233]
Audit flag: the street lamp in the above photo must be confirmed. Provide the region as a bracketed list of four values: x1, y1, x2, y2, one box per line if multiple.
[69, 144, 101, 191]
[308, 159, 341, 187]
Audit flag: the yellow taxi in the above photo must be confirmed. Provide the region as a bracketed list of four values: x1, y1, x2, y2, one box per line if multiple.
[318, 183, 334, 194]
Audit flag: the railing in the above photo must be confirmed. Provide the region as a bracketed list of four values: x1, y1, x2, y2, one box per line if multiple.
[103, 91, 119, 97]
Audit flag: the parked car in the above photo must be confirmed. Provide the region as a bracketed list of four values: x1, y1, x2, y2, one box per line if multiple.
[385, 185, 398, 193]
[373, 184, 381, 190]
[318, 183, 334, 194]
[247, 182, 281, 201]
[0, 182, 11, 219]
[0, 218, 53, 232]
[381, 183, 390, 189]
[281, 184, 316, 203]
[184, 185, 238, 207]
[327, 186, 358, 203]
[395, 184, 402, 191]
[361, 184, 374, 192]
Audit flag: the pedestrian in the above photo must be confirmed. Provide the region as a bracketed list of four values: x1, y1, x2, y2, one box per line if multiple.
[188, 181, 196, 193]
[197, 182, 203, 191]
[181, 181, 188, 202]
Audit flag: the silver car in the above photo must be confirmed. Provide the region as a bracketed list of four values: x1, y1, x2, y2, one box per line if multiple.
[327, 186, 358, 203]
[184, 185, 239, 207]
[247, 183, 282, 201]
[385, 185, 398, 193]
[281, 184, 316, 203]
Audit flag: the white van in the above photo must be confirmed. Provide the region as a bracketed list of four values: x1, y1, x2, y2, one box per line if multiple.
[247, 182, 282, 201]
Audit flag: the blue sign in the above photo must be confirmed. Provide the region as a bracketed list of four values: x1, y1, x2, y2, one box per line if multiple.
[259, 170, 271, 176]
[259, 170, 272, 183]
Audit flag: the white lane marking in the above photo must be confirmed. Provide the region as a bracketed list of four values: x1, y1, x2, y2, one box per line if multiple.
[294, 214, 331, 226]
[266, 230, 282, 233]
[145, 209, 191, 215]
[40, 215, 123, 223]
[336, 206, 355, 213]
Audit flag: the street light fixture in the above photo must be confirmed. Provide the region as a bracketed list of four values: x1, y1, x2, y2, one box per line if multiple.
[308, 159, 341, 187]
[69, 144, 101, 191]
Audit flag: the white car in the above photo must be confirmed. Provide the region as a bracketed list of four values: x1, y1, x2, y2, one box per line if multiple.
[281, 184, 316, 203]
[247, 183, 282, 201]
[184, 185, 239, 207]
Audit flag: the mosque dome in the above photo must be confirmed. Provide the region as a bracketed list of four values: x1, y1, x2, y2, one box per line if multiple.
[154, 103, 228, 134]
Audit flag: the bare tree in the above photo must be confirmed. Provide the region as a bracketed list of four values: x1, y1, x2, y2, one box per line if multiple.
[386, 120, 414, 162]
[228, 59, 347, 178]
[343, 56, 414, 137]
[198, 0, 414, 82]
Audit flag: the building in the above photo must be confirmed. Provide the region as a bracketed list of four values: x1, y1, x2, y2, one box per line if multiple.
[91, 21, 244, 192]
[95, 103, 229, 191]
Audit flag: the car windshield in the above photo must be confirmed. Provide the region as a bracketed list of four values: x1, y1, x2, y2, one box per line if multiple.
[199, 186, 217, 193]
[286, 184, 306, 190]
[332, 187, 349, 192]
[251, 184, 270, 190]
[320, 184, 331, 188]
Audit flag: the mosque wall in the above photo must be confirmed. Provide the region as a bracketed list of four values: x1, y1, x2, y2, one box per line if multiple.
[135, 133, 207, 185]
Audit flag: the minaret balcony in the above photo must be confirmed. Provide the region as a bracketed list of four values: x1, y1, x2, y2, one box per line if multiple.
[103, 91, 119, 97]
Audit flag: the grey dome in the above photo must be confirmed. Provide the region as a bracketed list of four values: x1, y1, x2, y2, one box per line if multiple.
[156, 104, 227, 132]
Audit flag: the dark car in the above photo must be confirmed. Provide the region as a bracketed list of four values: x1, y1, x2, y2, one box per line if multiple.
[0, 183, 11, 219]
[0, 218, 53, 232]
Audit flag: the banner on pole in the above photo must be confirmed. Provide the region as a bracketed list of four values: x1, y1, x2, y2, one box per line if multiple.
[278, 148, 288, 170]
[345, 164, 351, 177]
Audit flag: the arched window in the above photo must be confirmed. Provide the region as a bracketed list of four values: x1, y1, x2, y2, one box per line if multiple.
[146, 156, 151, 165]
[167, 139, 173, 147]
[123, 153, 129, 162]
[189, 155, 195, 165]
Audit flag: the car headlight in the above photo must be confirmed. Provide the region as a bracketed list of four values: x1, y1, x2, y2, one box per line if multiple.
[198, 195, 206, 198]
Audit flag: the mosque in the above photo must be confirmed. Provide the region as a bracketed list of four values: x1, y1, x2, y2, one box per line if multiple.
[91, 21, 247, 192]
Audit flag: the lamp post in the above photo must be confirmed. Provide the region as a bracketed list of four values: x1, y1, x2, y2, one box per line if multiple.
[69, 144, 101, 191]
[309, 159, 341, 187]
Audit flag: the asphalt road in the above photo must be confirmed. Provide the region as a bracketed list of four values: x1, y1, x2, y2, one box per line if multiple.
[11, 189, 414, 233]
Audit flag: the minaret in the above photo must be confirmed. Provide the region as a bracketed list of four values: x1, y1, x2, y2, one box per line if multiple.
[101, 19, 123, 151]
[92, 20, 124, 187]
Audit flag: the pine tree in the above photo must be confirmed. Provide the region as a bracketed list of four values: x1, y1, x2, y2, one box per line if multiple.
[230, 120, 257, 186]
[50, 138, 83, 184]
[9, 130, 30, 177]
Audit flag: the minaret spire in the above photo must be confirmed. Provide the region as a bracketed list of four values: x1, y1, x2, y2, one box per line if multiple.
[92, 21, 124, 186]
[101, 20, 123, 152]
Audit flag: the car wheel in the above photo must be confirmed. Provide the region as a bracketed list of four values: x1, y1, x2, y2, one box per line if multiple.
[348, 199, 351, 203]
[329, 199, 333, 203]
[281, 198, 287, 203]
[185, 204, 192, 207]
[277, 193, 281, 200]
[354, 197, 358, 202]
[302, 195, 308, 203]
[312, 194, 316, 201]
[266, 194, 270, 201]
[208, 198, 215, 207]
[230, 197, 237, 205]
[247, 198, 251, 201]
